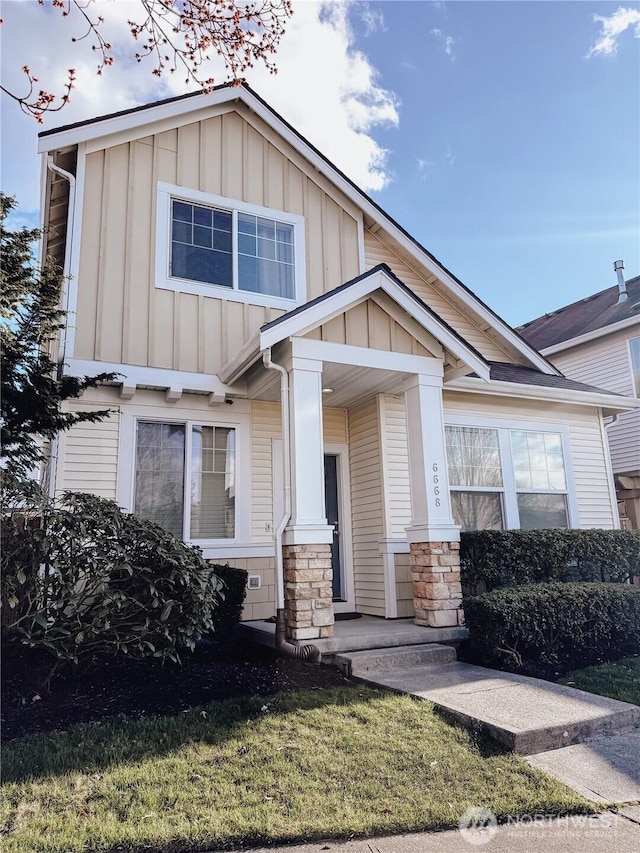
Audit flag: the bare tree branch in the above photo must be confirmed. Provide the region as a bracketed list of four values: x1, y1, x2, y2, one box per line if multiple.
[0, 0, 293, 122]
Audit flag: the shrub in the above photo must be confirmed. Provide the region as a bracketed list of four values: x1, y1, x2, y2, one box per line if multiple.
[463, 582, 640, 672]
[460, 529, 640, 595]
[1, 483, 224, 670]
[208, 563, 248, 640]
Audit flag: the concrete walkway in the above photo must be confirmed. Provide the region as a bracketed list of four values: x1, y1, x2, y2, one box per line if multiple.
[223, 807, 640, 853]
[335, 646, 640, 806]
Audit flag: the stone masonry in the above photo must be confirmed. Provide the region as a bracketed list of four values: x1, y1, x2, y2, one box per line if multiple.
[283, 544, 334, 641]
[410, 541, 464, 628]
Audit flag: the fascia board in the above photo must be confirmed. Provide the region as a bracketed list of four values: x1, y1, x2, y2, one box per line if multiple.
[259, 268, 490, 381]
[37, 88, 239, 153]
[219, 333, 262, 385]
[38, 86, 558, 376]
[540, 316, 640, 356]
[447, 375, 640, 414]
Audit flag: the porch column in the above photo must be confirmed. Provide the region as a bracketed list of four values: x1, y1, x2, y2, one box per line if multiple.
[282, 355, 335, 641]
[403, 374, 464, 628]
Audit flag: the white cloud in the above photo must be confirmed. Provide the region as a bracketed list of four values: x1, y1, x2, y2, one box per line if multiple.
[0, 1, 399, 215]
[355, 1, 386, 36]
[430, 27, 456, 59]
[444, 146, 456, 167]
[586, 6, 640, 57]
[417, 157, 435, 182]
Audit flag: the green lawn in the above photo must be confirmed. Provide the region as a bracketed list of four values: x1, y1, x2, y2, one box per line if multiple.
[558, 656, 640, 706]
[1, 687, 593, 853]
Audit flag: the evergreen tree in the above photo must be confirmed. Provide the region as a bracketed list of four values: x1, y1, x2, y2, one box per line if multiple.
[1, 192, 116, 478]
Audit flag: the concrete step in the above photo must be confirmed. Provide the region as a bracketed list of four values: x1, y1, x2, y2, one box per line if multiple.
[335, 643, 457, 678]
[351, 660, 640, 755]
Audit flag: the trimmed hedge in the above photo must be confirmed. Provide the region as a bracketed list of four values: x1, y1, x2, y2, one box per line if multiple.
[208, 564, 248, 640]
[464, 582, 640, 671]
[460, 529, 640, 595]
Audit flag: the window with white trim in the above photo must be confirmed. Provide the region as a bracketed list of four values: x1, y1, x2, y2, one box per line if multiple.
[445, 424, 570, 531]
[156, 183, 305, 307]
[134, 420, 236, 541]
[629, 336, 640, 397]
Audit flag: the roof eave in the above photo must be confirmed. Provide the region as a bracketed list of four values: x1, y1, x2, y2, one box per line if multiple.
[540, 315, 640, 356]
[445, 376, 640, 416]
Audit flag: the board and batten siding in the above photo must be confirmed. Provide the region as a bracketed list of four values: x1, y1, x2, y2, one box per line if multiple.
[75, 106, 362, 374]
[348, 398, 386, 616]
[363, 231, 515, 363]
[549, 329, 640, 476]
[444, 392, 618, 529]
[56, 403, 121, 499]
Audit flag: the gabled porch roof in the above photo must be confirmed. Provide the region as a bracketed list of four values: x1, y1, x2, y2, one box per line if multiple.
[220, 265, 491, 391]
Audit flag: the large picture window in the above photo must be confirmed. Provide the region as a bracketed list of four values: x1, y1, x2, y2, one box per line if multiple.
[134, 421, 235, 541]
[157, 183, 305, 307]
[445, 423, 570, 532]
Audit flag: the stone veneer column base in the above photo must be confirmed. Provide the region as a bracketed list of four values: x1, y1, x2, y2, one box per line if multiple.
[410, 541, 464, 628]
[283, 544, 334, 641]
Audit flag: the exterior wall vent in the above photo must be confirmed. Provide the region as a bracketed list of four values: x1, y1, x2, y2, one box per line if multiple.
[248, 575, 261, 590]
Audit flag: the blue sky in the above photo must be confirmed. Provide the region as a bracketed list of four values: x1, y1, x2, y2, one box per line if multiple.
[1, 1, 638, 327]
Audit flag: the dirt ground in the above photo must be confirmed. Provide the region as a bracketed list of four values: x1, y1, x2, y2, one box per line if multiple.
[1, 638, 355, 741]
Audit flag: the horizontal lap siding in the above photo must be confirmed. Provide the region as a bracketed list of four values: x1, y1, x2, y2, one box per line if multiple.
[364, 231, 512, 362]
[380, 396, 412, 538]
[251, 402, 281, 543]
[348, 399, 385, 615]
[550, 331, 640, 476]
[444, 392, 617, 529]
[57, 404, 120, 499]
[76, 106, 361, 373]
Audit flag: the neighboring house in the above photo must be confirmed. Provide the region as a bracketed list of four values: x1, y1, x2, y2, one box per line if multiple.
[518, 269, 640, 530]
[37, 85, 638, 641]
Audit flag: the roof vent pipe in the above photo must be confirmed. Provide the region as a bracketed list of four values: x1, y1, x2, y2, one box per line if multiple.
[614, 260, 627, 303]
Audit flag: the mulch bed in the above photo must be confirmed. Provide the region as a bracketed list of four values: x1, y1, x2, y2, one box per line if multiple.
[1, 638, 355, 742]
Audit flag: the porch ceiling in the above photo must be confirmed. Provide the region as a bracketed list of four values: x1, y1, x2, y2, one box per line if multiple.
[245, 359, 412, 409]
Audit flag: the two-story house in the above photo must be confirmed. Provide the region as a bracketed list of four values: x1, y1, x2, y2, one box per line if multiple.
[37, 85, 638, 642]
[519, 266, 640, 529]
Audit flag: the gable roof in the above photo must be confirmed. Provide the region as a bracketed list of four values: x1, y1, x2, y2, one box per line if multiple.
[39, 83, 559, 378]
[221, 265, 491, 385]
[518, 274, 640, 351]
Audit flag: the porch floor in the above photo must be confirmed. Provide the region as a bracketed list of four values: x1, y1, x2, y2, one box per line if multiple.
[239, 615, 468, 659]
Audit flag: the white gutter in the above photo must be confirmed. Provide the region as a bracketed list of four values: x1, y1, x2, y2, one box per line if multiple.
[261, 347, 290, 611]
[540, 315, 640, 356]
[45, 155, 76, 500]
[446, 376, 640, 415]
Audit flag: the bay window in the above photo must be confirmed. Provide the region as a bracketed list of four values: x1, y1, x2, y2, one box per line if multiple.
[134, 420, 236, 541]
[157, 183, 305, 307]
[445, 422, 571, 531]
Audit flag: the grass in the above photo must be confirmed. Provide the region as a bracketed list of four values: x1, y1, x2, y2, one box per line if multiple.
[1, 687, 593, 853]
[558, 656, 640, 706]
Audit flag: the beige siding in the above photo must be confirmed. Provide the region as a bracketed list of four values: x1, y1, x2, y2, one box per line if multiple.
[230, 556, 277, 622]
[348, 398, 385, 615]
[380, 395, 412, 537]
[364, 231, 514, 363]
[76, 104, 362, 373]
[319, 300, 435, 356]
[444, 392, 617, 529]
[323, 407, 348, 444]
[56, 404, 121, 499]
[251, 402, 281, 543]
[550, 330, 640, 476]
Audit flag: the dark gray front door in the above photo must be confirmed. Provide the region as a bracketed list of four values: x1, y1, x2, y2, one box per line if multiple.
[324, 454, 342, 600]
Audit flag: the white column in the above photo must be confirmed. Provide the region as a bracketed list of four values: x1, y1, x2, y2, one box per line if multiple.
[402, 373, 460, 544]
[283, 355, 334, 546]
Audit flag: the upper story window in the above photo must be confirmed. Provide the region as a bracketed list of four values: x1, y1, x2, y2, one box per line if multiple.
[629, 336, 640, 397]
[157, 183, 305, 308]
[445, 422, 572, 532]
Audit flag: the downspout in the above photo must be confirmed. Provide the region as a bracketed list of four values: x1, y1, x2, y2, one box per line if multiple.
[262, 348, 320, 662]
[45, 155, 76, 500]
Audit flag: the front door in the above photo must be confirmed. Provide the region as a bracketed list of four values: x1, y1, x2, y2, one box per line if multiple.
[324, 453, 343, 600]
